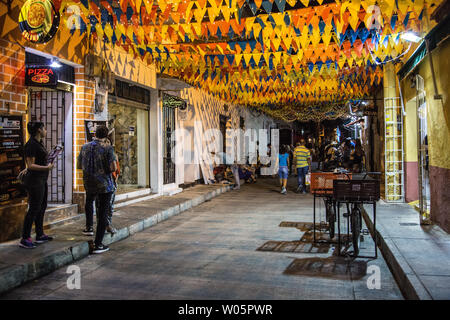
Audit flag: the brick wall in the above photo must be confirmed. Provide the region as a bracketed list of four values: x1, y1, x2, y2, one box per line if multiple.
[73, 66, 95, 192]
[0, 39, 27, 115]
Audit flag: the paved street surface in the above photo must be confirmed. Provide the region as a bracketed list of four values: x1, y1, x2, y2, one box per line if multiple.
[1, 178, 403, 300]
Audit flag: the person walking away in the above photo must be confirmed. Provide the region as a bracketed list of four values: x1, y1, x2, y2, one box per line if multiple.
[294, 139, 311, 194]
[19, 122, 55, 249]
[278, 145, 290, 194]
[350, 139, 364, 173]
[77, 126, 117, 254]
[231, 162, 240, 190]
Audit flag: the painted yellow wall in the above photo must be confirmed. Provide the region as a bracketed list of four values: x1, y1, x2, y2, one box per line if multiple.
[404, 98, 418, 162]
[401, 39, 450, 170]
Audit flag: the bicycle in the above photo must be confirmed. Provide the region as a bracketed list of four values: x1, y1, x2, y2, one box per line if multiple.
[311, 169, 351, 243]
[324, 197, 336, 239]
[343, 202, 363, 256]
[334, 172, 381, 258]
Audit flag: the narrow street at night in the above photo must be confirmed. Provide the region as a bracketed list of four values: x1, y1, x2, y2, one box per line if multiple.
[1, 179, 403, 300]
[1, 0, 450, 309]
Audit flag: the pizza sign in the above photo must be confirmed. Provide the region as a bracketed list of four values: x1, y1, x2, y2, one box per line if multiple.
[19, 0, 60, 44]
[25, 65, 58, 86]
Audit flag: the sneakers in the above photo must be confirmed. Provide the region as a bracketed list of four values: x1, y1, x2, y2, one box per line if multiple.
[83, 227, 94, 236]
[35, 234, 54, 244]
[296, 186, 302, 193]
[92, 244, 109, 254]
[106, 225, 117, 235]
[281, 187, 287, 195]
[19, 238, 36, 249]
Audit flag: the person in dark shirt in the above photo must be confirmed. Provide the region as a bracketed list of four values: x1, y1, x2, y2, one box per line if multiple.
[77, 126, 117, 254]
[19, 122, 55, 249]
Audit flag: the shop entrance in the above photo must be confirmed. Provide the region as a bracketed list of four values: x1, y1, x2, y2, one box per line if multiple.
[416, 75, 430, 222]
[30, 89, 73, 203]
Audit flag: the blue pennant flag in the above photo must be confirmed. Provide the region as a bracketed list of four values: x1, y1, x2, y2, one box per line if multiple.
[403, 12, 410, 28]
[284, 13, 290, 27]
[80, 0, 89, 9]
[111, 32, 117, 45]
[274, 0, 286, 13]
[217, 55, 225, 65]
[319, 20, 326, 35]
[249, 1, 258, 15]
[350, 29, 358, 45]
[390, 15, 398, 31]
[126, 6, 133, 21]
[268, 14, 276, 28]
[226, 54, 235, 65]
[262, 0, 273, 14]
[238, 41, 247, 52]
[359, 28, 369, 44]
[308, 62, 314, 73]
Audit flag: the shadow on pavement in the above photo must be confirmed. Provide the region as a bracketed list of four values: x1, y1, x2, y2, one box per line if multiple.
[283, 256, 368, 280]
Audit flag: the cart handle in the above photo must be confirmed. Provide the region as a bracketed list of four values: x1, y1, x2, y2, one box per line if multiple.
[362, 172, 381, 180]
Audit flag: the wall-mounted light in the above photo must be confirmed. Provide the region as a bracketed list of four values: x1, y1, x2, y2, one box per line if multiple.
[50, 58, 62, 68]
[400, 32, 422, 43]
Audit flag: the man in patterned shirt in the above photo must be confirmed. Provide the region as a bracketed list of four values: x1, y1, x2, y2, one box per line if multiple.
[77, 126, 117, 254]
[294, 139, 311, 194]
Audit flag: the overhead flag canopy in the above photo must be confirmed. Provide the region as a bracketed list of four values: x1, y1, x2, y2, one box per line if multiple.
[58, 0, 442, 121]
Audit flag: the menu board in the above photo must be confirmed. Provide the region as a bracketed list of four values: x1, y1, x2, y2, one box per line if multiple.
[0, 115, 26, 204]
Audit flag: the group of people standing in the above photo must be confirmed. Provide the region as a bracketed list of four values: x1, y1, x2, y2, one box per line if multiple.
[318, 137, 365, 173]
[278, 139, 311, 195]
[277, 136, 365, 195]
[19, 122, 119, 254]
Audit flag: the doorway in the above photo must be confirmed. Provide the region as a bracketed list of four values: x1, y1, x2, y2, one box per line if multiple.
[30, 89, 73, 204]
[416, 75, 430, 221]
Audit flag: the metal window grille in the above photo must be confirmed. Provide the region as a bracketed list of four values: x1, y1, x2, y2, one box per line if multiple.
[30, 90, 66, 203]
[163, 100, 176, 185]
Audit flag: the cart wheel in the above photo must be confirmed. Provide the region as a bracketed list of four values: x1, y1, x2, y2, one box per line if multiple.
[351, 207, 361, 256]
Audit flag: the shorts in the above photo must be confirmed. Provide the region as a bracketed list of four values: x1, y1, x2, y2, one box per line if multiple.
[278, 166, 289, 179]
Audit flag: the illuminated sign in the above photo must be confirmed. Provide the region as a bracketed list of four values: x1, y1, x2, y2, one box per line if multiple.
[25, 65, 58, 86]
[19, 0, 60, 44]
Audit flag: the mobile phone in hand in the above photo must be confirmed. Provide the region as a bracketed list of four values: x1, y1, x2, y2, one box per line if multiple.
[48, 145, 64, 164]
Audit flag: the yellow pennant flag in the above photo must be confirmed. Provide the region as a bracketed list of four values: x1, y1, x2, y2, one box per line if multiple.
[235, 54, 243, 66]
[299, 0, 309, 7]
[243, 54, 253, 66]
[273, 51, 282, 65]
[286, 0, 296, 7]
[253, 22, 262, 38]
[322, 25, 332, 48]
[221, 6, 231, 22]
[253, 53, 262, 66]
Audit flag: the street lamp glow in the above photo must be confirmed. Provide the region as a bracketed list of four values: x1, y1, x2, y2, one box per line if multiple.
[401, 32, 422, 43]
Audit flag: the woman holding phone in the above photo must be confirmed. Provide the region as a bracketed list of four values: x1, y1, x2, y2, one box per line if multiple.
[19, 121, 55, 249]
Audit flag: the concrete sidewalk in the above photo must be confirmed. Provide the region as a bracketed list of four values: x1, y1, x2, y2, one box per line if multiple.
[362, 200, 450, 300]
[0, 183, 232, 295]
